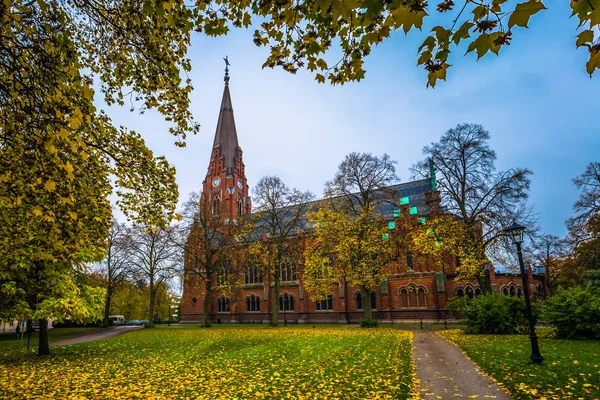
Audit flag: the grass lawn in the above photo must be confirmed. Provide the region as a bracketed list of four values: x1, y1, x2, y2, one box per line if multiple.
[0, 327, 105, 353]
[439, 329, 600, 400]
[0, 325, 415, 399]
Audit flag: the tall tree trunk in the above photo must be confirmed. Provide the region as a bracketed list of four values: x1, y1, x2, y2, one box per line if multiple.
[470, 227, 491, 293]
[103, 287, 114, 325]
[361, 287, 372, 320]
[148, 279, 155, 327]
[202, 284, 212, 327]
[38, 319, 50, 356]
[272, 266, 280, 326]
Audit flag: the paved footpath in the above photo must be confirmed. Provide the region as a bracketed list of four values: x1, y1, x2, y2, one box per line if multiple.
[51, 326, 142, 347]
[412, 331, 512, 399]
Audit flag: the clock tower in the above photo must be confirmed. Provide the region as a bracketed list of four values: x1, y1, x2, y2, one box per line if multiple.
[202, 63, 251, 222]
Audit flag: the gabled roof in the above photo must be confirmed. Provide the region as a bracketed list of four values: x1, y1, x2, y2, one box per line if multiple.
[242, 179, 435, 240]
[211, 83, 240, 174]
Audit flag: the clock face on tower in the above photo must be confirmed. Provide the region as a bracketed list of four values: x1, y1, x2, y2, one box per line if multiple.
[237, 179, 243, 189]
[212, 177, 221, 187]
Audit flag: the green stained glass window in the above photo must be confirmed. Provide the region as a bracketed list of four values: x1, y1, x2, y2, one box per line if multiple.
[393, 209, 400, 218]
[388, 221, 396, 230]
[409, 206, 418, 215]
[399, 196, 410, 205]
[382, 233, 389, 240]
[417, 217, 426, 224]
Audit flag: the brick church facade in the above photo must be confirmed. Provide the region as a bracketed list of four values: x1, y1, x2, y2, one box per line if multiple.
[180, 76, 546, 324]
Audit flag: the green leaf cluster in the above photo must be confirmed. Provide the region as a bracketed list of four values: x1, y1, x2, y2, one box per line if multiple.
[543, 285, 600, 339]
[450, 292, 534, 334]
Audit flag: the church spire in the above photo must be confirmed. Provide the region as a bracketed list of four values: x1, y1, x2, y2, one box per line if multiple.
[211, 56, 240, 174]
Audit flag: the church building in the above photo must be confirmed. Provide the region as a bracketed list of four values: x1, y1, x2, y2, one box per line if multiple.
[180, 72, 546, 324]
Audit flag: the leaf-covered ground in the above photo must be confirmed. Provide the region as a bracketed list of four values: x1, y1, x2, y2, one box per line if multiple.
[439, 329, 600, 399]
[0, 327, 104, 353]
[0, 325, 415, 399]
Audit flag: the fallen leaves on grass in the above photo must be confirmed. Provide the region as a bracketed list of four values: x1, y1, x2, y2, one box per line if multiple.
[1, 326, 415, 399]
[438, 329, 600, 400]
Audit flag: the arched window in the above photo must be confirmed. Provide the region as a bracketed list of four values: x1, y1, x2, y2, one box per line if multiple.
[510, 285, 516, 297]
[216, 263, 231, 287]
[280, 261, 297, 282]
[517, 287, 523, 297]
[237, 198, 243, 216]
[245, 294, 261, 312]
[456, 288, 465, 297]
[245, 264, 263, 284]
[417, 288, 427, 307]
[315, 295, 334, 311]
[356, 292, 363, 310]
[408, 286, 418, 307]
[212, 195, 221, 216]
[466, 286, 474, 299]
[371, 291, 377, 310]
[475, 288, 482, 296]
[502, 287, 510, 295]
[217, 297, 230, 312]
[400, 288, 409, 308]
[279, 293, 295, 311]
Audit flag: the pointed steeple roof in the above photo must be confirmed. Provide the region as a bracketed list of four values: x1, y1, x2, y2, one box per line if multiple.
[211, 79, 240, 174]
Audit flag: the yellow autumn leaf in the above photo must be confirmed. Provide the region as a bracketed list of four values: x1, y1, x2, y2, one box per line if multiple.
[45, 180, 56, 191]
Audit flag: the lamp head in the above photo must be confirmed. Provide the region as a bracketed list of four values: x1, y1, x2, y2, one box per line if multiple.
[503, 222, 526, 245]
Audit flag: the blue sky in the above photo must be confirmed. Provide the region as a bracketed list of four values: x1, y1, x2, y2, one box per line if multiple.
[106, 2, 599, 238]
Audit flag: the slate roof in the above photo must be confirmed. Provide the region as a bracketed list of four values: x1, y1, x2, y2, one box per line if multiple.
[243, 178, 435, 240]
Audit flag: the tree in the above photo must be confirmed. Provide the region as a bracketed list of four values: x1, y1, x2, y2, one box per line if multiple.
[250, 176, 314, 326]
[568, 162, 600, 240]
[174, 191, 241, 327]
[412, 123, 534, 288]
[209, 0, 597, 86]
[1, 2, 179, 354]
[96, 221, 134, 325]
[325, 152, 399, 214]
[304, 153, 397, 320]
[129, 225, 181, 327]
[530, 234, 569, 294]
[412, 215, 488, 281]
[567, 162, 600, 287]
[304, 206, 391, 320]
[108, 278, 173, 321]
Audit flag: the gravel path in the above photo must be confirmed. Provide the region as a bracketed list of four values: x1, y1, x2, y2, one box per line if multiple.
[51, 326, 142, 347]
[412, 331, 512, 399]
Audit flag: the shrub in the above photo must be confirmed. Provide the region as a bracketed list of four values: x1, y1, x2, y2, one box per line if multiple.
[450, 293, 534, 334]
[543, 286, 600, 339]
[52, 320, 103, 328]
[360, 318, 380, 328]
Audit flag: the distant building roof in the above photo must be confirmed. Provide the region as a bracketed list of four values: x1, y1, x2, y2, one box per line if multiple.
[493, 263, 545, 275]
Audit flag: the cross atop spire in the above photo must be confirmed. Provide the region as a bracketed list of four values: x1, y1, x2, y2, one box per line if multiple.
[224, 55, 230, 85]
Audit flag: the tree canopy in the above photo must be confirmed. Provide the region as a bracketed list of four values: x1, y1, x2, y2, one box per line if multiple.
[305, 153, 396, 319]
[250, 175, 314, 326]
[412, 124, 534, 262]
[567, 162, 600, 287]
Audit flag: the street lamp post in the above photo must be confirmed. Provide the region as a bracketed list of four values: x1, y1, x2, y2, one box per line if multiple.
[503, 222, 543, 364]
